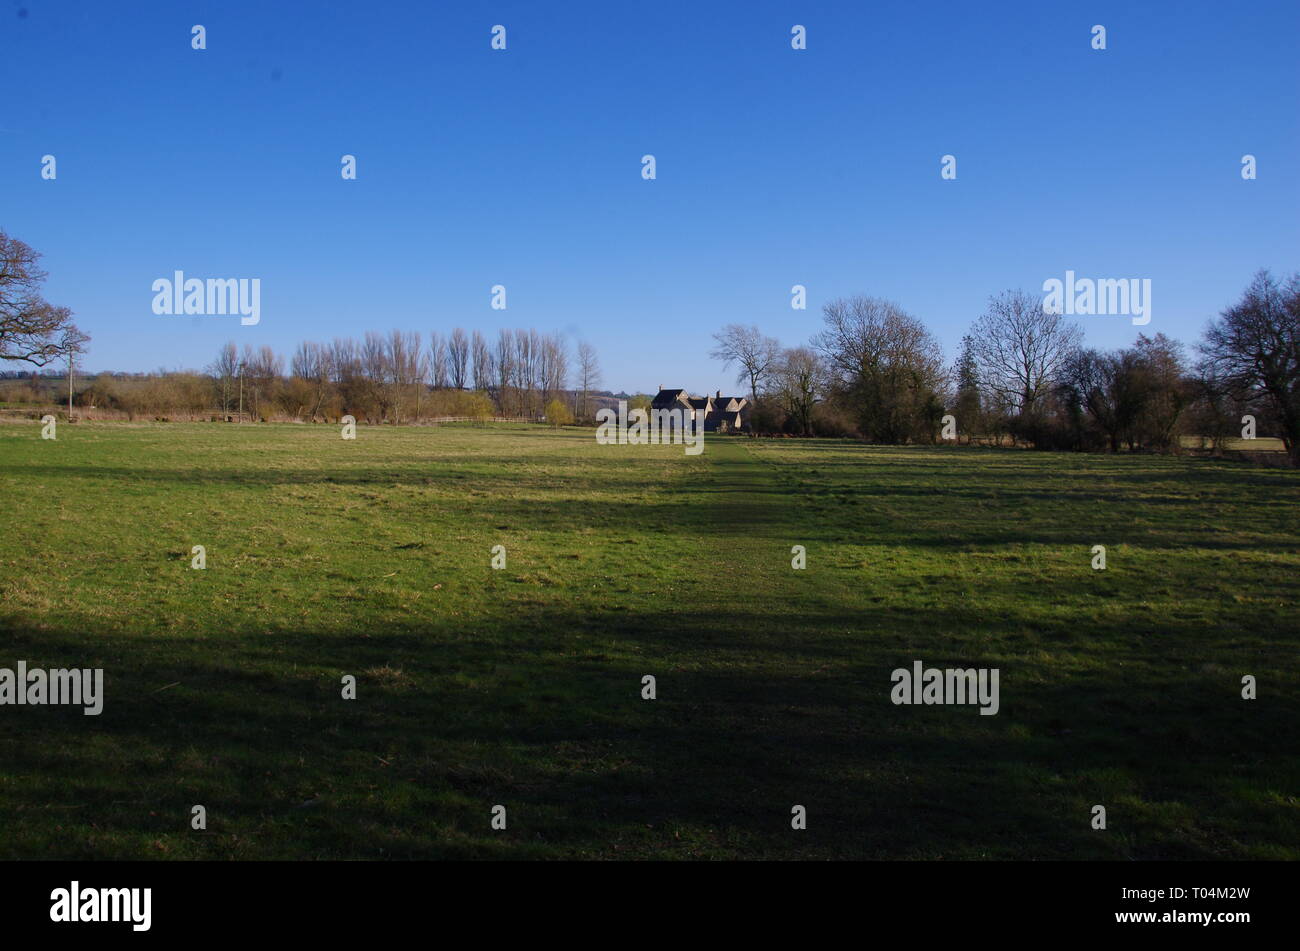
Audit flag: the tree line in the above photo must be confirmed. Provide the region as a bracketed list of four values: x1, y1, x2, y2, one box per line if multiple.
[4, 227, 1295, 463]
[2, 229, 612, 425]
[198, 328, 603, 424]
[712, 270, 1300, 466]
[10, 327, 606, 426]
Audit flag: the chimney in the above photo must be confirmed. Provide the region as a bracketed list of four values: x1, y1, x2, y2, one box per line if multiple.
[658, 384, 663, 392]
[716, 390, 721, 399]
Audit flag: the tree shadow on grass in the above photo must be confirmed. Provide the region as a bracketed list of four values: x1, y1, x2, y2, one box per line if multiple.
[1, 595, 1293, 860]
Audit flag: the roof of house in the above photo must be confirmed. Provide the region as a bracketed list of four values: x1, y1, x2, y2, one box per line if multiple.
[650, 389, 748, 416]
[651, 388, 688, 408]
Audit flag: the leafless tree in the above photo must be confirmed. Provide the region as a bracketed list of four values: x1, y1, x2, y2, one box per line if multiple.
[710, 323, 781, 406]
[1058, 334, 1190, 453]
[967, 289, 1083, 423]
[0, 230, 84, 367]
[1059, 348, 1141, 452]
[291, 340, 330, 421]
[1129, 333, 1189, 450]
[386, 329, 421, 423]
[576, 340, 602, 420]
[1199, 269, 1300, 465]
[209, 341, 240, 413]
[813, 296, 946, 443]
[448, 327, 469, 390]
[495, 329, 515, 416]
[539, 333, 568, 408]
[360, 331, 390, 421]
[515, 329, 540, 417]
[429, 332, 449, 389]
[329, 337, 364, 419]
[412, 337, 430, 419]
[241, 344, 283, 421]
[471, 330, 491, 391]
[775, 347, 823, 435]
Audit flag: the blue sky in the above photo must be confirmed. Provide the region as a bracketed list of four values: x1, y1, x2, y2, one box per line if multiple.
[3, 0, 1297, 393]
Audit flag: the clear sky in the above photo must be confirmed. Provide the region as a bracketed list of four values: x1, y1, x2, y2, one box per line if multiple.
[3, 0, 1297, 393]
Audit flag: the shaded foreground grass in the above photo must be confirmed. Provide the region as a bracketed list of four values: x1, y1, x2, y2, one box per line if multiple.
[0, 421, 1296, 859]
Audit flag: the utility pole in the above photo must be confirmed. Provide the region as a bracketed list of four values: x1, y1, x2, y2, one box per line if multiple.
[238, 361, 245, 423]
[67, 347, 74, 421]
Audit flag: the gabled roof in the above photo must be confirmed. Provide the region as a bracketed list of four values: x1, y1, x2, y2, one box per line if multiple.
[651, 389, 747, 415]
[651, 388, 689, 408]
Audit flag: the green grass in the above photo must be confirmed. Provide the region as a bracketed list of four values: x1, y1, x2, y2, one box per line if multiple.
[0, 420, 1296, 859]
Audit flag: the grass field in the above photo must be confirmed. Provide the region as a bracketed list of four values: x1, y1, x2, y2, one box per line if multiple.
[1, 420, 1296, 859]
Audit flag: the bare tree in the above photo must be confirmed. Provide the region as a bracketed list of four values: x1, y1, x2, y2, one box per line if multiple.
[710, 323, 781, 407]
[241, 344, 283, 421]
[329, 337, 363, 420]
[429, 333, 449, 390]
[291, 340, 330, 421]
[208, 341, 239, 413]
[0, 230, 84, 367]
[775, 347, 822, 435]
[412, 337, 430, 419]
[1059, 348, 1141, 452]
[1200, 269, 1300, 465]
[516, 329, 540, 418]
[386, 329, 421, 423]
[1186, 360, 1246, 454]
[1129, 333, 1189, 450]
[492, 329, 512, 415]
[360, 331, 390, 422]
[576, 340, 602, 420]
[813, 296, 946, 443]
[448, 327, 469, 390]
[539, 333, 568, 408]
[471, 330, 491, 391]
[967, 289, 1083, 426]
[1059, 335, 1190, 453]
